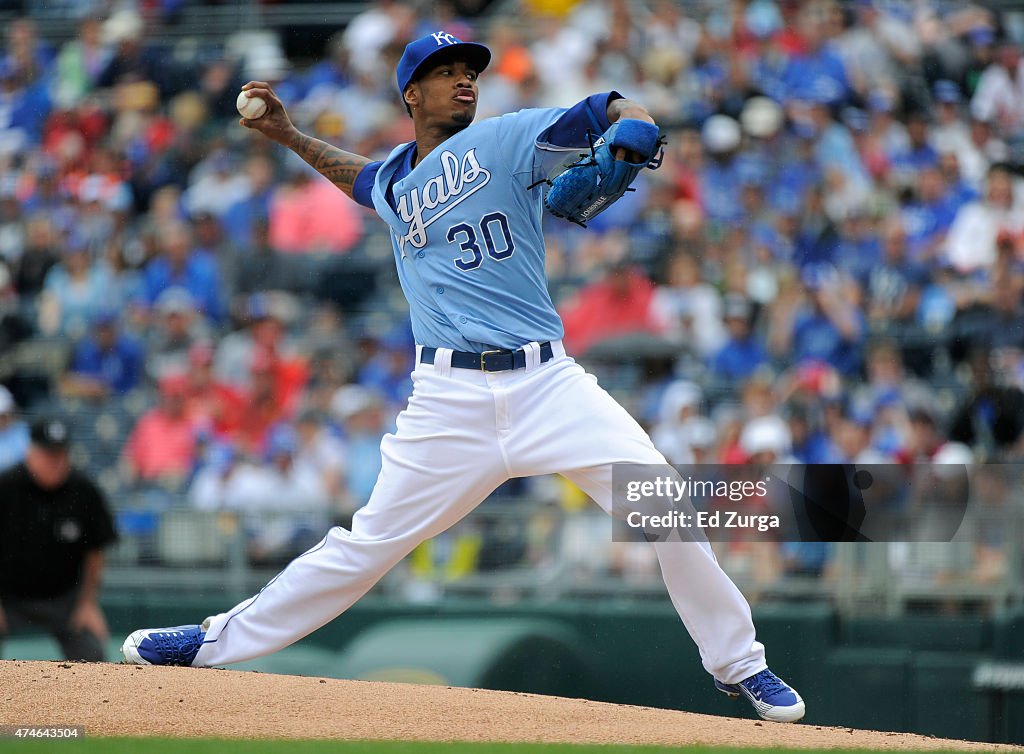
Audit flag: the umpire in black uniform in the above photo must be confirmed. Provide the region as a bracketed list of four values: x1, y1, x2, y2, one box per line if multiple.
[0, 417, 118, 661]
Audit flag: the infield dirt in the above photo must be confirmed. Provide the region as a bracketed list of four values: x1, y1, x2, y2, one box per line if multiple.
[0, 660, 1018, 750]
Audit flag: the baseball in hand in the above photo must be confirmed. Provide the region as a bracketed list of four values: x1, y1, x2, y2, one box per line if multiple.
[236, 91, 268, 120]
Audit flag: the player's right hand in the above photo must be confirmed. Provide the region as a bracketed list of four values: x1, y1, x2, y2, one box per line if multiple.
[238, 81, 298, 147]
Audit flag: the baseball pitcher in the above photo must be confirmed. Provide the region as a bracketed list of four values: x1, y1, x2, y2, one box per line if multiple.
[122, 31, 805, 723]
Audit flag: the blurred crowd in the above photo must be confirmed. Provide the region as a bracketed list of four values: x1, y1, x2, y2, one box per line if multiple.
[1, 0, 1023, 589]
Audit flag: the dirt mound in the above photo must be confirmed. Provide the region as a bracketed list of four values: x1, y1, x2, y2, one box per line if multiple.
[0, 660, 1016, 750]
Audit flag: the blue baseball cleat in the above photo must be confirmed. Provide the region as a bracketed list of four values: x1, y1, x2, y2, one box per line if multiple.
[715, 668, 805, 723]
[121, 625, 206, 667]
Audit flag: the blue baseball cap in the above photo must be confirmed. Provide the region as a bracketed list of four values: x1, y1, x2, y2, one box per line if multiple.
[867, 88, 894, 113]
[841, 106, 870, 132]
[933, 79, 962, 104]
[265, 423, 298, 460]
[206, 442, 236, 473]
[968, 26, 995, 46]
[844, 402, 875, 428]
[801, 262, 839, 291]
[396, 31, 491, 96]
[91, 307, 120, 327]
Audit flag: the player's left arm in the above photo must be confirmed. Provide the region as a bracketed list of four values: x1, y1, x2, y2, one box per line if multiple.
[541, 96, 664, 226]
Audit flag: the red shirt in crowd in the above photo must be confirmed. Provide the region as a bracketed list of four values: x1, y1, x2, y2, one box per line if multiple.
[123, 407, 197, 481]
[560, 267, 663, 355]
[269, 177, 364, 254]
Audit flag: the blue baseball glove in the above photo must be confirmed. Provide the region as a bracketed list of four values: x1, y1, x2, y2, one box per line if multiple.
[541, 119, 665, 227]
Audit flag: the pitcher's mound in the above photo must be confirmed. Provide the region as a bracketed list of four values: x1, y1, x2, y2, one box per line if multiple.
[0, 660, 1013, 750]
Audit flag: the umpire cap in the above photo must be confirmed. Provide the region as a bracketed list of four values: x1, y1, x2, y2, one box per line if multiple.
[396, 31, 490, 95]
[30, 417, 72, 450]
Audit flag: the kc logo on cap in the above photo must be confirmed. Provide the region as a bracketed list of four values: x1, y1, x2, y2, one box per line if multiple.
[395, 31, 491, 96]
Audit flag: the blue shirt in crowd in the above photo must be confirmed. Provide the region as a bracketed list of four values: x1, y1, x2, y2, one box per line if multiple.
[792, 309, 865, 375]
[710, 337, 769, 382]
[0, 421, 29, 471]
[70, 332, 145, 395]
[143, 250, 224, 324]
[782, 45, 852, 105]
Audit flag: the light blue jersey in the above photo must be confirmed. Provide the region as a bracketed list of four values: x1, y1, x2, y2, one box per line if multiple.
[353, 93, 617, 351]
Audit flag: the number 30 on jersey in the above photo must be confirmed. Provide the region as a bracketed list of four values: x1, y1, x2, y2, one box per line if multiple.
[446, 212, 515, 271]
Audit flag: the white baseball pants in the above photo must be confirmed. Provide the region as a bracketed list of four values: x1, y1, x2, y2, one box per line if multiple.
[193, 343, 767, 684]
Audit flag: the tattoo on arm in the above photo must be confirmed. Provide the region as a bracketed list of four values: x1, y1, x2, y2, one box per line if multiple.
[288, 132, 372, 198]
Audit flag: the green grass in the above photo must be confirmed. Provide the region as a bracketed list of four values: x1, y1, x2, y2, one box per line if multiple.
[0, 740, 974, 754]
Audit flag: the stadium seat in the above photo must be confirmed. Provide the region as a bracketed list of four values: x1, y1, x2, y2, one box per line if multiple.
[156, 510, 231, 566]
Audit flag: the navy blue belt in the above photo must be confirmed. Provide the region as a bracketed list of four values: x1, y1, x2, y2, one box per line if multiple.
[420, 342, 555, 372]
